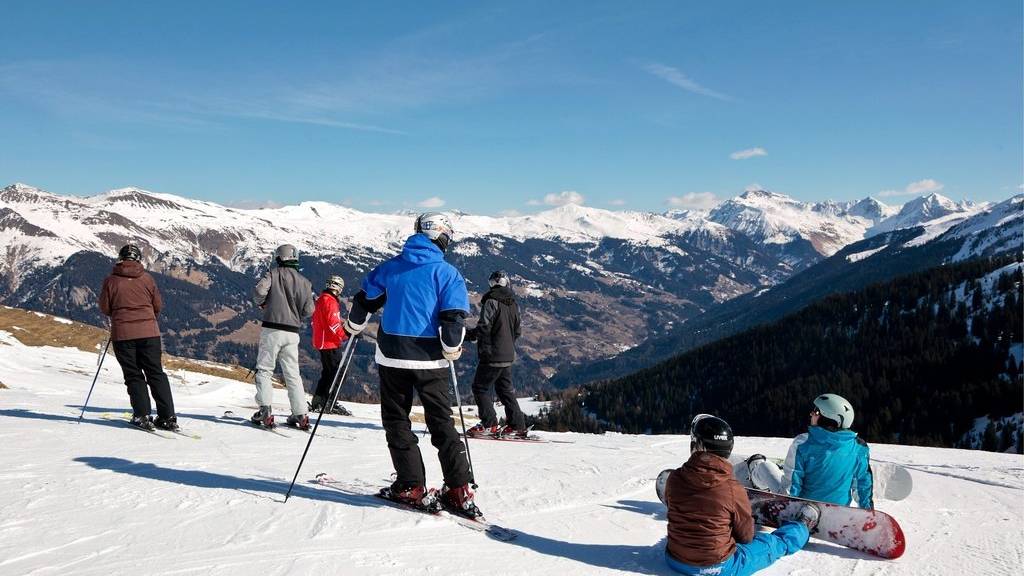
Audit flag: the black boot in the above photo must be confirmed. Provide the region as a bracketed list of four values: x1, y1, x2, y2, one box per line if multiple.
[153, 415, 180, 431]
[130, 414, 155, 431]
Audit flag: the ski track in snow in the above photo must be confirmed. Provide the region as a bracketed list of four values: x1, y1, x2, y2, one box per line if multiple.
[0, 340, 1022, 575]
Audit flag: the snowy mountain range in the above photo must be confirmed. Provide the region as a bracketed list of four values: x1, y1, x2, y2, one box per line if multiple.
[0, 182, 1010, 395]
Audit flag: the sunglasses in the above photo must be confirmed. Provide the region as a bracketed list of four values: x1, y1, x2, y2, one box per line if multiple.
[810, 407, 821, 417]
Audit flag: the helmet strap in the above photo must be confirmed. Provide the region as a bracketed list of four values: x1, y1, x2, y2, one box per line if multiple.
[431, 234, 450, 252]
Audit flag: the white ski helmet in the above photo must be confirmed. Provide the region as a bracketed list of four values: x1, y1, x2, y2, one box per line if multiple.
[325, 275, 345, 294]
[813, 393, 854, 429]
[414, 212, 454, 251]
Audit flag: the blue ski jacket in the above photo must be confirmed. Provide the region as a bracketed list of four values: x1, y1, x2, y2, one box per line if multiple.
[789, 426, 873, 509]
[348, 234, 469, 369]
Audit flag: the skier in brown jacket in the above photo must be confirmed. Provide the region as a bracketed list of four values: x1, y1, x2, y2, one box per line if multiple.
[98, 244, 177, 432]
[664, 414, 818, 575]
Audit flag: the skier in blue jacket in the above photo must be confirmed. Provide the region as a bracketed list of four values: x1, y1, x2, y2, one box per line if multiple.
[788, 393, 873, 509]
[344, 212, 479, 517]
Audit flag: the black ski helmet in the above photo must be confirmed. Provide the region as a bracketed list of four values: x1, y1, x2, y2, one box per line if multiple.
[689, 414, 734, 458]
[488, 270, 509, 288]
[118, 244, 142, 262]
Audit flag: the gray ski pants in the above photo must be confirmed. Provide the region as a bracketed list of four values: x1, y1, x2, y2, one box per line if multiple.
[254, 328, 307, 416]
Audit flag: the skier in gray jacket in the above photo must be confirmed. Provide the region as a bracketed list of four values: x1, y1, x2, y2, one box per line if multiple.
[251, 244, 315, 429]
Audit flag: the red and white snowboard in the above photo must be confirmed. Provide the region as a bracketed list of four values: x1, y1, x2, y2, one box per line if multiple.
[655, 469, 906, 559]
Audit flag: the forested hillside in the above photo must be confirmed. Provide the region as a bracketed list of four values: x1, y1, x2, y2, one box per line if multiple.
[534, 253, 1023, 451]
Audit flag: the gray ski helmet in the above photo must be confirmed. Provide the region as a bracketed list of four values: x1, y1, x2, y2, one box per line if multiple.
[813, 393, 854, 429]
[488, 270, 509, 288]
[275, 244, 299, 263]
[414, 212, 454, 251]
[689, 414, 734, 458]
[118, 244, 142, 262]
[325, 275, 345, 294]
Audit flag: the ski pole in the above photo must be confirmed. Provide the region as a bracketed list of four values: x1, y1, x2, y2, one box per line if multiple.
[79, 336, 111, 423]
[448, 359, 478, 489]
[284, 334, 359, 502]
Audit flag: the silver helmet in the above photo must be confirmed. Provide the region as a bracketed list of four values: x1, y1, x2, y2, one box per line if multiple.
[325, 275, 345, 294]
[414, 212, 454, 251]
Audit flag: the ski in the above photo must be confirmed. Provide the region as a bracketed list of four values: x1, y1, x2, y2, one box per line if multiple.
[99, 413, 175, 439]
[220, 407, 290, 434]
[98, 409, 198, 436]
[462, 433, 548, 443]
[313, 473, 516, 541]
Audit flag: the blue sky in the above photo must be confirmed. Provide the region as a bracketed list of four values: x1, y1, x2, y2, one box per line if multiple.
[1, 1, 1020, 214]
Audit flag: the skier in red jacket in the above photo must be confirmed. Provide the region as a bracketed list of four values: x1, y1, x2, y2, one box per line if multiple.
[310, 275, 351, 416]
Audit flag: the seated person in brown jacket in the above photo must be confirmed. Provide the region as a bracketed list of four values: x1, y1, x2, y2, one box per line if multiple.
[664, 414, 817, 576]
[98, 244, 177, 432]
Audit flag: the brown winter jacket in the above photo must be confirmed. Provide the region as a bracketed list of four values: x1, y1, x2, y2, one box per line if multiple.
[665, 451, 755, 566]
[98, 261, 163, 342]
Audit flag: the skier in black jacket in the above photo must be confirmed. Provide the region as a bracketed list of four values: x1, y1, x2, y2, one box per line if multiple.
[465, 270, 526, 438]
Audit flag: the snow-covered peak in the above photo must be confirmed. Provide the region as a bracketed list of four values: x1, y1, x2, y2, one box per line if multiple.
[869, 193, 979, 236]
[943, 195, 1024, 261]
[847, 197, 896, 223]
[738, 188, 791, 202]
[897, 193, 962, 219]
[709, 189, 868, 255]
[1, 182, 68, 204]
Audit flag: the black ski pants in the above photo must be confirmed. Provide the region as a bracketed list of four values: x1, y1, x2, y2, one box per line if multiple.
[314, 347, 343, 400]
[472, 364, 525, 430]
[111, 336, 175, 419]
[379, 365, 471, 489]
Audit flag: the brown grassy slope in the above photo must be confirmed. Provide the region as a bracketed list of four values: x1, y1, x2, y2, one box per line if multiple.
[0, 305, 253, 384]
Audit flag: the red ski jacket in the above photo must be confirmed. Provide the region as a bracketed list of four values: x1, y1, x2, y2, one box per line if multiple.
[312, 291, 348, 350]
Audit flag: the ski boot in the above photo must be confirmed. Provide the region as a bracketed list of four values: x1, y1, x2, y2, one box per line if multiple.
[251, 405, 275, 427]
[797, 503, 821, 531]
[153, 415, 180, 432]
[380, 484, 442, 513]
[310, 396, 352, 416]
[287, 413, 311, 431]
[441, 484, 483, 519]
[466, 423, 498, 438]
[130, 414, 156, 431]
[498, 425, 529, 439]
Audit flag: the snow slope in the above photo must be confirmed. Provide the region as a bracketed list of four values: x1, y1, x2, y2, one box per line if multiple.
[1, 332, 1021, 575]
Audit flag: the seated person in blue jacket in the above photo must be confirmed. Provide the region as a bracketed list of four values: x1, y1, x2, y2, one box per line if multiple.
[744, 393, 873, 509]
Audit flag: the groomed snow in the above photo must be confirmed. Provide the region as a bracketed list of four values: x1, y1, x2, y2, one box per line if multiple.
[0, 333, 1021, 575]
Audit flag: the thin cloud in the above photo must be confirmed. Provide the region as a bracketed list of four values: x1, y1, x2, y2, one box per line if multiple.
[416, 196, 445, 208]
[499, 209, 522, 217]
[543, 190, 585, 206]
[607, 199, 626, 206]
[643, 63, 734, 102]
[879, 178, 945, 198]
[666, 192, 720, 210]
[730, 147, 767, 160]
